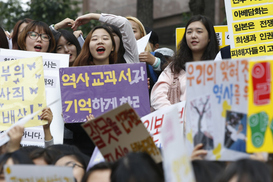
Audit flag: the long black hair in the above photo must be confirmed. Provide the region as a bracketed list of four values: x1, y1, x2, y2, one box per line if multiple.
[111, 152, 164, 182]
[171, 15, 219, 74]
[217, 159, 271, 182]
[106, 24, 126, 63]
[53, 29, 81, 66]
[0, 27, 9, 49]
[53, 29, 81, 55]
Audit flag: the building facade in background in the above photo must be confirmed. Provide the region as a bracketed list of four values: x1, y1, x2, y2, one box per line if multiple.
[82, 0, 225, 48]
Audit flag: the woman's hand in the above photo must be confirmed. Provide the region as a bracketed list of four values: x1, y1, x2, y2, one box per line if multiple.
[5, 31, 11, 39]
[139, 52, 156, 65]
[250, 152, 268, 162]
[41, 107, 53, 141]
[191, 143, 207, 160]
[7, 125, 24, 152]
[73, 30, 83, 38]
[55, 18, 75, 30]
[86, 114, 95, 122]
[72, 13, 101, 31]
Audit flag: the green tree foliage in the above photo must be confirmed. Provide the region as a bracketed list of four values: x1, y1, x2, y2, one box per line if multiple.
[0, 0, 26, 31]
[25, 0, 80, 26]
[0, 0, 100, 37]
[78, 11, 101, 38]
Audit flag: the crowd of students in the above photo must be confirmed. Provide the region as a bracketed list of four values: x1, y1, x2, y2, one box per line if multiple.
[0, 12, 272, 182]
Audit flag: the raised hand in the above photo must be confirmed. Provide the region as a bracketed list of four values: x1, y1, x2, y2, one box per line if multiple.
[55, 18, 75, 30]
[7, 125, 24, 152]
[72, 13, 101, 31]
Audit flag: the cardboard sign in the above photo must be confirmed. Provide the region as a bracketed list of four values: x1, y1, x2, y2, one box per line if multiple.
[82, 103, 162, 163]
[186, 59, 250, 160]
[176, 26, 229, 49]
[0, 57, 46, 130]
[21, 127, 44, 147]
[224, 0, 273, 58]
[161, 108, 195, 182]
[4, 165, 74, 182]
[0, 48, 69, 144]
[60, 63, 150, 123]
[247, 59, 273, 152]
[141, 101, 185, 148]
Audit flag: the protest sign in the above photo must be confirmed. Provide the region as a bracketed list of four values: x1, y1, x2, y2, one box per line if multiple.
[60, 63, 150, 123]
[0, 99, 58, 147]
[224, 0, 273, 58]
[247, 60, 273, 152]
[0, 48, 69, 144]
[141, 101, 185, 148]
[186, 59, 250, 160]
[176, 26, 229, 49]
[20, 127, 44, 147]
[82, 103, 162, 163]
[0, 57, 46, 131]
[4, 165, 74, 182]
[162, 108, 195, 182]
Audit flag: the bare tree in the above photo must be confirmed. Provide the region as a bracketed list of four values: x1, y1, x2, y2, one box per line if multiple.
[191, 96, 210, 133]
[191, 96, 213, 150]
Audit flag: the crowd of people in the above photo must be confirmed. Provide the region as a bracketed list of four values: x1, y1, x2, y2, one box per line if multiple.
[0, 11, 272, 182]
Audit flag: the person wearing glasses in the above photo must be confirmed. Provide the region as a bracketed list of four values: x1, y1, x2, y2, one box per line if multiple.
[17, 21, 55, 53]
[16, 21, 55, 147]
[55, 153, 88, 182]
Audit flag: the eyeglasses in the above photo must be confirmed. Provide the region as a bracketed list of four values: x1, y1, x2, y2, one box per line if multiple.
[64, 161, 84, 169]
[27, 31, 51, 42]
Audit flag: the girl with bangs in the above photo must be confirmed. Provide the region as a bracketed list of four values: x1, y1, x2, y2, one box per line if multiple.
[17, 21, 55, 53]
[65, 25, 116, 156]
[73, 25, 116, 66]
[151, 15, 219, 110]
[11, 18, 33, 50]
[16, 20, 55, 147]
[53, 29, 81, 66]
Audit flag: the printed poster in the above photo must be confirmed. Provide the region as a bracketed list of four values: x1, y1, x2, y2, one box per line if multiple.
[82, 103, 162, 163]
[186, 59, 250, 160]
[59, 63, 150, 123]
[247, 59, 273, 152]
[0, 57, 46, 131]
[4, 165, 74, 182]
[141, 101, 185, 148]
[176, 26, 229, 49]
[224, 0, 273, 58]
[0, 48, 69, 144]
[161, 108, 195, 182]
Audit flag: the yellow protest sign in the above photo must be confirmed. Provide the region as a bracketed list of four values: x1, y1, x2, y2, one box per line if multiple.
[0, 57, 47, 130]
[226, 0, 273, 58]
[231, 43, 273, 58]
[232, 18, 273, 35]
[231, 0, 268, 8]
[247, 60, 273, 152]
[176, 26, 229, 50]
[232, 4, 273, 21]
[233, 30, 273, 47]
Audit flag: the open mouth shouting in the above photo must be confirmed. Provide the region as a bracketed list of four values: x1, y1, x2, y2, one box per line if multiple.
[96, 46, 106, 54]
[34, 45, 42, 52]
